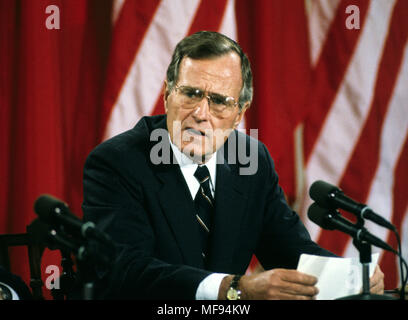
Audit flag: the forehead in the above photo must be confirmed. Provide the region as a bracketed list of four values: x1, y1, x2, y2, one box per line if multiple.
[177, 52, 242, 95]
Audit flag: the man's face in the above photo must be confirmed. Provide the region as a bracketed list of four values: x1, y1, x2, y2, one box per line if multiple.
[165, 52, 248, 162]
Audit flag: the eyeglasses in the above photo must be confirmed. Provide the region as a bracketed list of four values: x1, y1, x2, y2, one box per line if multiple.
[174, 85, 239, 118]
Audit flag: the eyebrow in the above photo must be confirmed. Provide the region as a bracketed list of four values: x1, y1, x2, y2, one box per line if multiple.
[183, 85, 230, 98]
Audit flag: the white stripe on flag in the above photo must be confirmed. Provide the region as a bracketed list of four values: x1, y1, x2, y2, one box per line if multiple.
[219, 0, 237, 41]
[218, 0, 246, 131]
[344, 42, 408, 258]
[401, 207, 408, 275]
[306, 0, 341, 66]
[303, 0, 397, 240]
[104, 0, 201, 139]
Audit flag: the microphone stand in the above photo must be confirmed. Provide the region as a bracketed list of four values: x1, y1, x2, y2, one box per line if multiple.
[76, 246, 95, 300]
[338, 221, 395, 300]
[73, 239, 115, 300]
[51, 249, 76, 300]
[28, 218, 114, 300]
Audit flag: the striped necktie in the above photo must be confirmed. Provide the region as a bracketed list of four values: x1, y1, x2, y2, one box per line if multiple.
[194, 165, 214, 262]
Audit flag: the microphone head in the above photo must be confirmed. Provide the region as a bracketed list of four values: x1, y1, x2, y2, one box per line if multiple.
[309, 180, 342, 208]
[307, 202, 336, 230]
[34, 194, 69, 221]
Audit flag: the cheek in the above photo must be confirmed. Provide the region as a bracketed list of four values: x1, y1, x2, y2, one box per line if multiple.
[167, 105, 193, 139]
[214, 117, 237, 132]
[167, 101, 190, 122]
[211, 119, 236, 145]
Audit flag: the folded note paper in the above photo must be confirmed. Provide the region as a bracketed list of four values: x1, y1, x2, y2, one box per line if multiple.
[297, 253, 379, 300]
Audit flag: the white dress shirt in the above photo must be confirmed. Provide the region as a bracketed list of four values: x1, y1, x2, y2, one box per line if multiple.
[168, 135, 228, 300]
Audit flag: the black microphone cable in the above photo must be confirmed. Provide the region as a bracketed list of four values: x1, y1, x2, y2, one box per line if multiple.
[388, 227, 407, 300]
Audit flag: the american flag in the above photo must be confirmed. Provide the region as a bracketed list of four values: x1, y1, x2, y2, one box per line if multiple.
[1, 0, 406, 296]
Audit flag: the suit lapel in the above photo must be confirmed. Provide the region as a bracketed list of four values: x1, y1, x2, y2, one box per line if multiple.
[206, 140, 250, 272]
[151, 133, 204, 269]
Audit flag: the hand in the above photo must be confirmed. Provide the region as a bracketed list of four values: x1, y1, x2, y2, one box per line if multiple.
[369, 265, 384, 295]
[220, 269, 319, 300]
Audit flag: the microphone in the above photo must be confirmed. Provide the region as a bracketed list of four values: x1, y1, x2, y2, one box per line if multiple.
[308, 202, 395, 253]
[309, 180, 395, 230]
[34, 194, 112, 247]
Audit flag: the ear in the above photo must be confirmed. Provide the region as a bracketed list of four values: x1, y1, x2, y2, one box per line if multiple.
[233, 102, 250, 129]
[163, 81, 170, 112]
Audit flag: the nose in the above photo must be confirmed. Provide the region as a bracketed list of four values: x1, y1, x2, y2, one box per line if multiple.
[192, 96, 211, 121]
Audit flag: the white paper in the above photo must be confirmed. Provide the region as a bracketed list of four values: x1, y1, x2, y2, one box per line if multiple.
[297, 253, 379, 300]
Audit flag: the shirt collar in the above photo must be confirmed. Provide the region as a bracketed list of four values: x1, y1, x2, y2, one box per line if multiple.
[168, 133, 217, 190]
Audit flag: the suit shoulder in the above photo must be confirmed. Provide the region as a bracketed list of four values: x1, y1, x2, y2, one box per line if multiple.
[226, 129, 273, 176]
[88, 115, 166, 160]
[233, 129, 272, 164]
[234, 129, 268, 151]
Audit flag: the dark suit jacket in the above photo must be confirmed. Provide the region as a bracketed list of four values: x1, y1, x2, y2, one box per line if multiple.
[82, 114, 334, 299]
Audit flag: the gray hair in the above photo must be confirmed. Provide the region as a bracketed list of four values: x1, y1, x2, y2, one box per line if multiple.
[166, 31, 253, 110]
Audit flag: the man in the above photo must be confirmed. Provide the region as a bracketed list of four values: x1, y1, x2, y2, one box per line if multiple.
[82, 31, 384, 299]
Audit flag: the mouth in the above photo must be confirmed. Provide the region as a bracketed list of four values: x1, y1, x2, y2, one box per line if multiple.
[185, 127, 207, 137]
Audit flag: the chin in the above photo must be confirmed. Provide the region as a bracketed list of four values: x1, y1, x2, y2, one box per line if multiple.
[182, 144, 214, 162]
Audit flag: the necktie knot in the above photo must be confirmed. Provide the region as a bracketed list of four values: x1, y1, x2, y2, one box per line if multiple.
[194, 165, 213, 203]
[194, 165, 210, 185]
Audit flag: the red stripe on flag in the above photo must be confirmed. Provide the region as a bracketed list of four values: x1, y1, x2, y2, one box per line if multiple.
[150, 0, 229, 117]
[100, 0, 160, 141]
[380, 135, 408, 289]
[317, 0, 408, 257]
[0, 0, 18, 234]
[304, 0, 370, 162]
[186, 0, 229, 36]
[236, 0, 312, 202]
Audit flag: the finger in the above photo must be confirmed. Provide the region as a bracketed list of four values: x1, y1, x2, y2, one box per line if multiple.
[269, 272, 319, 297]
[370, 277, 382, 288]
[369, 266, 384, 291]
[280, 281, 319, 297]
[370, 280, 384, 294]
[371, 265, 384, 280]
[264, 270, 319, 300]
[279, 269, 318, 286]
[370, 284, 384, 295]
